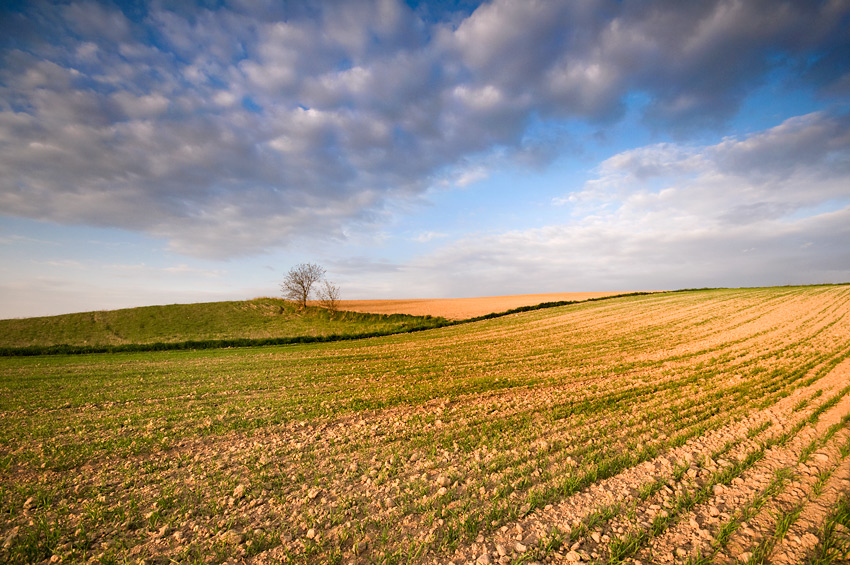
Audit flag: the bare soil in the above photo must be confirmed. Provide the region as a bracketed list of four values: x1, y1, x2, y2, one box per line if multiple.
[2, 286, 849, 565]
[331, 292, 630, 320]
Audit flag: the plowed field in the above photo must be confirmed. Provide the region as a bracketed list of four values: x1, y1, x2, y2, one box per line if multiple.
[1, 286, 850, 565]
[330, 292, 628, 320]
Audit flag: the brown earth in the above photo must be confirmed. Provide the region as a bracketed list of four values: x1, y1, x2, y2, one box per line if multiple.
[3, 286, 850, 565]
[330, 291, 630, 320]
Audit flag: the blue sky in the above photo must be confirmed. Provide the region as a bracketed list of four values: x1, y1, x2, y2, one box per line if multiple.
[1, 0, 849, 318]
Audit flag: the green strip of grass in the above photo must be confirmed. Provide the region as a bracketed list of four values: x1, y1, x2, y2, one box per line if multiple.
[0, 319, 448, 357]
[0, 298, 449, 356]
[0, 292, 655, 356]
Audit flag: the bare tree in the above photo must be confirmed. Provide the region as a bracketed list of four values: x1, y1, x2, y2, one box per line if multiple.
[280, 263, 326, 309]
[317, 279, 341, 313]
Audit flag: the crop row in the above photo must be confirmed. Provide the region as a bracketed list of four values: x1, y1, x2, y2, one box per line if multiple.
[0, 285, 849, 563]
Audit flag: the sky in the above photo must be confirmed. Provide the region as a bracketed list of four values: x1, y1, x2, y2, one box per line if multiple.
[1, 0, 849, 319]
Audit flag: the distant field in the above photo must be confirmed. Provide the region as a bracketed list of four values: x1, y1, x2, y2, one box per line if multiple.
[0, 297, 446, 349]
[1, 285, 849, 564]
[331, 291, 628, 319]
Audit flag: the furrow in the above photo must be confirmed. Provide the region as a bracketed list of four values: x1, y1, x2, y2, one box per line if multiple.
[425, 359, 850, 565]
[631, 384, 850, 564]
[763, 433, 850, 565]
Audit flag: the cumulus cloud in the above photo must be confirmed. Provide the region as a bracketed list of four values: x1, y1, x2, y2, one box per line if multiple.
[386, 112, 850, 295]
[1, 0, 848, 259]
[573, 112, 850, 222]
[396, 201, 850, 298]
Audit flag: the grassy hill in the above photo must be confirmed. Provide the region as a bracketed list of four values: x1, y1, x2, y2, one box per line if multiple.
[2, 285, 850, 564]
[0, 297, 446, 349]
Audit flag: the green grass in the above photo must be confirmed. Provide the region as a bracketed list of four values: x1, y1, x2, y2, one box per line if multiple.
[0, 297, 447, 351]
[0, 292, 655, 355]
[1, 285, 849, 564]
[806, 488, 850, 564]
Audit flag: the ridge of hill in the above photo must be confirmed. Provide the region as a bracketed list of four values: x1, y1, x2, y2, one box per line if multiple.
[0, 292, 658, 355]
[0, 297, 445, 351]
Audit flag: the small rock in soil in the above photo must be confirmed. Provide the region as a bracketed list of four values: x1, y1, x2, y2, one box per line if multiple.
[3, 526, 19, 549]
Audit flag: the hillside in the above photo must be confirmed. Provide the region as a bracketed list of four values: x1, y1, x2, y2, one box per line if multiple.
[330, 291, 628, 320]
[0, 297, 445, 348]
[1, 285, 850, 564]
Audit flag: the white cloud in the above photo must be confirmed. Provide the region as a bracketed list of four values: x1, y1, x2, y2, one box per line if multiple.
[1, 0, 848, 262]
[576, 112, 850, 223]
[111, 91, 170, 118]
[453, 165, 490, 187]
[161, 264, 225, 277]
[0, 232, 58, 246]
[63, 1, 132, 44]
[369, 113, 850, 295]
[412, 231, 448, 243]
[38, 259, 86, 269]
[395, 206, 850, 297]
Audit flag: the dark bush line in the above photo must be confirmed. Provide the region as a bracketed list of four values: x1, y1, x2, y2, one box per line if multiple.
[0, 291, 660, 357]
[455, 291, 657, 323]
[0, 319, 449, 357]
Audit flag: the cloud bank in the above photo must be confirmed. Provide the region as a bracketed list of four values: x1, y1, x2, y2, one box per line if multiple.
[2, 0, 849, 259]
[339, 112, 850, 296]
